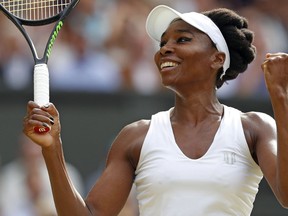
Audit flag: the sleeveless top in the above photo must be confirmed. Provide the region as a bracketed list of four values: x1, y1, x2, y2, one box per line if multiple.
[134, 105, 263, 216]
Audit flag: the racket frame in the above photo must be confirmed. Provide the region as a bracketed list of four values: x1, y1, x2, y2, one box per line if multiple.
[0, 0, 80, 64]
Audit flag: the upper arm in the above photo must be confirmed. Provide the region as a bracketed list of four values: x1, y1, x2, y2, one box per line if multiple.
[84, 120, 150, 216]
[242, 112, 277, 193]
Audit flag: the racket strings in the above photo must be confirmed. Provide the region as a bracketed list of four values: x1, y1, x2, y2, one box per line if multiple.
[0, 0, 72, 20]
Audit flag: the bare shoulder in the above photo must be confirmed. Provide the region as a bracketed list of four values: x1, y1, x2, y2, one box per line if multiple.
[120, 119, 151, 138]
[108, 119, 151, 170]
[241, 111, 276, 130]
[240, 111, 276, 160]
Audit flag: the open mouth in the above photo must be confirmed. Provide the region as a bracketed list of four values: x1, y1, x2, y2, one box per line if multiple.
[160, 62, 179, 70]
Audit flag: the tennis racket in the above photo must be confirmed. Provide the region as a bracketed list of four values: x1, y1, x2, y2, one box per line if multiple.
[0, 0, 79, 107]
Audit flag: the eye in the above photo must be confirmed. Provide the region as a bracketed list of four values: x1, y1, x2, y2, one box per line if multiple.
[177, 37, 192, 43]
[159, 40, 166, 48]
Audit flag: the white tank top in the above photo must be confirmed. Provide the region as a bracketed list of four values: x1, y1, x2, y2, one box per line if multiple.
[135, 105, 263, 216]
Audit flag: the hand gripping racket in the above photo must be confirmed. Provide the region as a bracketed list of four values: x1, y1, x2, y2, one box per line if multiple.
[0, 0, 79, 107]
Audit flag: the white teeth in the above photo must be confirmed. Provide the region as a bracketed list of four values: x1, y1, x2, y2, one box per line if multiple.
[160, 62, 178, 69]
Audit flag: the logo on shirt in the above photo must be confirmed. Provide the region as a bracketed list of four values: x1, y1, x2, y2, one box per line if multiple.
[224, 151, 236, 164]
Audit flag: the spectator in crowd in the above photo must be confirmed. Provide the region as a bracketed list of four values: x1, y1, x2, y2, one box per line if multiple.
[48, 0, 123, 92]
[0, 16, 33, 90]
[103, 0, 161, 94]
[49, 30, 123, 93]
[0, 134, 84, 216]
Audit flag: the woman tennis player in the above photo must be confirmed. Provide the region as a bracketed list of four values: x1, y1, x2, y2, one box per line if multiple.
[23, 5, 288, 215]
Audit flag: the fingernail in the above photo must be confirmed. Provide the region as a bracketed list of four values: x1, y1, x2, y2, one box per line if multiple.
[49, 117, 54, 125]
[42, 122, 49, 127]
[34, 126, 50, 133]
[44, 103, 50, 108]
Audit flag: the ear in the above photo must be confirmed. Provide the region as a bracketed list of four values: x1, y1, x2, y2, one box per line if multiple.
[211, 51, 226, 71]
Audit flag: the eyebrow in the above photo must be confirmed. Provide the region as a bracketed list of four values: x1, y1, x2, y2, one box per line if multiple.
[161, 29, 194, 40]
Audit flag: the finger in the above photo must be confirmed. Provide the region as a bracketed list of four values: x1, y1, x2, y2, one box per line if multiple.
[23, 118, 51, 134]
[261, 58, 270, 71]
[24, 102, 58, 135]
[24, 105, 53, 129]
[30, 109, 54, 134]
[40, 103, 59, 118]
[27, 101, 40, 113]
[30, 113, 54, 125]
[30, 108, 54, 121]
[261, 62, 267, 71]
[24, 118, 48, 129]
[266, 52, 288, 58]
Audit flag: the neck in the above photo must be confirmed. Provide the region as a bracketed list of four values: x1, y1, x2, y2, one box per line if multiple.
[171, 90, 223, 123]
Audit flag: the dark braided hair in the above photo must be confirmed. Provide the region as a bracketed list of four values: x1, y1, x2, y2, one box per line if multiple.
[202, 8, 256, 89]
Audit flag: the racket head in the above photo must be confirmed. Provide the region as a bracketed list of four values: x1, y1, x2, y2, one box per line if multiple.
[0, 0, 78, 26]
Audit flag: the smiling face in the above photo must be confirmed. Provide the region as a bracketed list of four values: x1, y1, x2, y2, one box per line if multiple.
[154, 19, 222, 93]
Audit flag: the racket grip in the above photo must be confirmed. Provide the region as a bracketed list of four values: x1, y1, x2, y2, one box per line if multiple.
[34, 64, 49, 106]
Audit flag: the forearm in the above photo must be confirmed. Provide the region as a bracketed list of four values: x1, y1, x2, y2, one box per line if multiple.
[42, 138, 92, 216]
[270, 93, 288, 205]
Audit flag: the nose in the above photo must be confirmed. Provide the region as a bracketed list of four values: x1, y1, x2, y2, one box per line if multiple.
[160, 41, 174, 56]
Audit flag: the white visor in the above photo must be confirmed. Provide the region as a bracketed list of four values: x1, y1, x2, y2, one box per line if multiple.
[146, 5, 230, 77]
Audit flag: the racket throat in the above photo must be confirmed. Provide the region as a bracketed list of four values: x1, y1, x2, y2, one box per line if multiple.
[46, 21, 64, 59]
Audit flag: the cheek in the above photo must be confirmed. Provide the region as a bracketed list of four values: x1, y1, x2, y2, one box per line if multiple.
[154, 51, 161, 69]
[185, 50, 212, 69]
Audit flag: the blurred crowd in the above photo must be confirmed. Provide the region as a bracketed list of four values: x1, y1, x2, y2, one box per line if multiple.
[0, 0, 288, 98]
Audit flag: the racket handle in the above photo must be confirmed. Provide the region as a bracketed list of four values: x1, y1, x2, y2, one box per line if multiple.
[34, 64, 49, 106]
